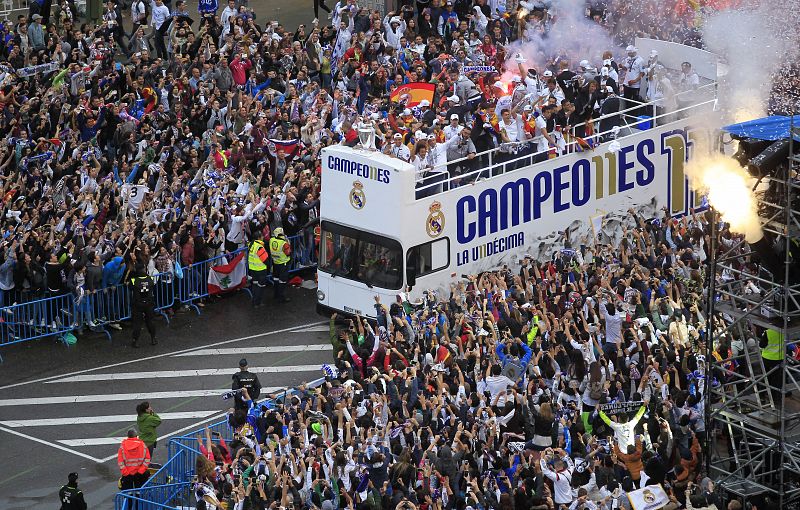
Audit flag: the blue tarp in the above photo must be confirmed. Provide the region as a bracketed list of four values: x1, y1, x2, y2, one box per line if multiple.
[722, 115, 800, 142]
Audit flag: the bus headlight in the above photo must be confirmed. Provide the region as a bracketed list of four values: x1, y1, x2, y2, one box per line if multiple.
[317, 290, 325, 301]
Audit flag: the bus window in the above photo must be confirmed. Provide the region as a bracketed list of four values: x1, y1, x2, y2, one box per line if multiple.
[407, 238, 450, 278]
[319, 221, 403, 290]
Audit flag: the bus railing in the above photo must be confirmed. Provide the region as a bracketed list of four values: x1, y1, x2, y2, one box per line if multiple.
[416, 95, 717, 198]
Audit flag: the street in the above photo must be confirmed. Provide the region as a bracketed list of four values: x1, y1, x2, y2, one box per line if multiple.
[0, 288, 332, 510]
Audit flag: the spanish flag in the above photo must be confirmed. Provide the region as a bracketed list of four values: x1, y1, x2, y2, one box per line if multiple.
[390, 82, 436, 107]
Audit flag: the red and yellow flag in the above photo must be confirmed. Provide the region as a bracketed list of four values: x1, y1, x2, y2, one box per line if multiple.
[390, 82, 436, 107]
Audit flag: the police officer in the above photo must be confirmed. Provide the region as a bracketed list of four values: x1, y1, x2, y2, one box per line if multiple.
[232, 358, 261, 410]
[59, 472, 87, 510]
[130, 264, 156, 348]
[269, 227, 292, 303]
[248, 231, 269, 307]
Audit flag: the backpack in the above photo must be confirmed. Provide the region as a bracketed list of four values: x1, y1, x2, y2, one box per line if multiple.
[589, 381, 604, 400]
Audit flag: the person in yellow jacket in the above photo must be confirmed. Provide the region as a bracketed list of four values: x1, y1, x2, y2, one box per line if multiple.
[761, 328, 785, 400]
[248, 232, 269, 307]
[269, 227, 292, 303]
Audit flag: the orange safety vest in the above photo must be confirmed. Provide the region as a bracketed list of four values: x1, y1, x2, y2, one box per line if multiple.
[117, 437, 151, 476]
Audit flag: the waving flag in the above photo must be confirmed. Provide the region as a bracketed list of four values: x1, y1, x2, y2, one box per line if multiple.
[266, 138, 302, 158]
[390, 82, 436, 107]
[207, 251, 248, 294]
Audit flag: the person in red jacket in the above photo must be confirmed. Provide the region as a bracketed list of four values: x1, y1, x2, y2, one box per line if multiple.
[229, 54, 252, 87]
[118, 429, 151, 490]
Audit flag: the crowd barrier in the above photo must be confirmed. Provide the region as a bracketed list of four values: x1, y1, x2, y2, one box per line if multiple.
[0, 233, 318, 361]
[114, 379, 325, 510]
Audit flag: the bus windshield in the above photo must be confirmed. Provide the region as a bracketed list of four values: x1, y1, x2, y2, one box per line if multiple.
[319, 221, 403, 290]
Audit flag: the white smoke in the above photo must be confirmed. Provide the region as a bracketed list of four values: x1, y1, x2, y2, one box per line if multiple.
[702, 0, 798, 122]
[501, 0, 618, 78]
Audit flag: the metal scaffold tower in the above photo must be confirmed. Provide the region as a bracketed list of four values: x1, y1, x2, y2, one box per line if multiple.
[706, 121, 800, 508]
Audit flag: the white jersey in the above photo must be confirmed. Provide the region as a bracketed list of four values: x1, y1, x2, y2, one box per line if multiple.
[623, 56, 645, 89]
[122, 184, 149, 210]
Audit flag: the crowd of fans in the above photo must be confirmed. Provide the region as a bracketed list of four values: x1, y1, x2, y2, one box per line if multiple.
[208, 206, 728, 510]
[0, 0, 725, 328]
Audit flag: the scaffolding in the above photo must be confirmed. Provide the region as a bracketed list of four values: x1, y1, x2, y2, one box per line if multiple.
[706, 120, 800, 508]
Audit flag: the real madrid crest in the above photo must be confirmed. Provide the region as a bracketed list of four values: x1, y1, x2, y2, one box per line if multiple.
[349, 180, 366, 210]
[642, 489, 656, 504]
[426, 201, 445, 238]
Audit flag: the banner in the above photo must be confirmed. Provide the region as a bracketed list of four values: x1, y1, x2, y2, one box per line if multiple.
[16, 61, 60, 78]
[207, 251, 248, 294]
[627, 484, 669, 510]
[600, 400, 645, 415]
[390, 82, 436, 107]
[462, 65, 496, 73]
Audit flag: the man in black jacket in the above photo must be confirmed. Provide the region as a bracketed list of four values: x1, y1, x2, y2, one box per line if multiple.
[232, 358, 262, 410]
[59, 472, 88, 510]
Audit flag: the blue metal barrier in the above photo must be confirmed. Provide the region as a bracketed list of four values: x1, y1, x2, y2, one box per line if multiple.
[79, 285, 132, 341]
[114, 482, 193, 510]
[116, 379, 326, 508]
[0, 240, 316, 357]
[0, 293, 77, 351]
[152, 272, 175, 325]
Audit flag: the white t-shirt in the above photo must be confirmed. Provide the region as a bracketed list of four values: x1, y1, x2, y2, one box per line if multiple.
[535, 115, 548, 152]
[388, 143, 411, 162]
[623, 56, 645, 89]
[501, 115, 520, 142]
[443, 123, 463, 141]
[149, 1, 171, 29]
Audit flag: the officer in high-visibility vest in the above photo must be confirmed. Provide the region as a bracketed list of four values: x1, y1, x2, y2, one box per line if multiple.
[59, 472, 87, 510]
[117, 429, 151, 490]
[761, 328, 785, 399]
[248, 232, 269, 307]
[130, 265, 156, 348]
[269, 227, 292, 303]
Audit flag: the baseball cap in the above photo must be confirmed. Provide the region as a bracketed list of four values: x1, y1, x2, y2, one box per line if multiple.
[392, 133, 403, 139]
[448, 95, 460, 103]
[543, 70, 553, 77]
[523, 104, 533, 111]
[419, 99, 430, 107]
[402, 108, 412, 116]
[626, 45, 637, 52]
[68, 473, 79, 483]
[239, 358, 248, 367]
[579, 59, 590, 68]
[450, 113, 459, 120]
[32, 13, 42, 20]
[650, 49, 658, 58]
[493, 80, 504, 87]
[511, 75, 522, 82]
[606, 86, 615, 93]
[427, 133, 436, 140]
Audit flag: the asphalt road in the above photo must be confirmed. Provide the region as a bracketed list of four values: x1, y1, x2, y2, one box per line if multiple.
[0, 286, 333, 510]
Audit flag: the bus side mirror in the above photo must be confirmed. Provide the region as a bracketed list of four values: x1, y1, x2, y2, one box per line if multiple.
[406, 249, 417, 288]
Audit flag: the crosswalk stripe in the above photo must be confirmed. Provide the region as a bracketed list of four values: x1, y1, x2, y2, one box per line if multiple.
[0, 411, 218, 428]
[46, 365, 322, 383]
[173, 345, 330, 357]
[0, 387, 284, 407]
[58, 437, 127, 447]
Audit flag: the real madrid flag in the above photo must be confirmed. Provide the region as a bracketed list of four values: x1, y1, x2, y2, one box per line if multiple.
[627, 484, 669, 510]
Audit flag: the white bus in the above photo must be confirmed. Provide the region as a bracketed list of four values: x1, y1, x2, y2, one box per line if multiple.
[315, 90, 719, 317]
